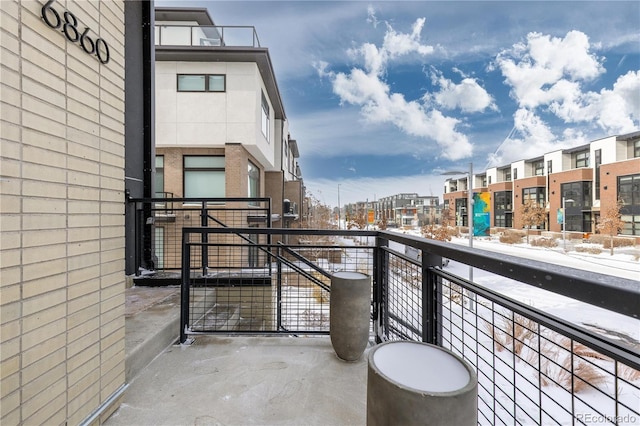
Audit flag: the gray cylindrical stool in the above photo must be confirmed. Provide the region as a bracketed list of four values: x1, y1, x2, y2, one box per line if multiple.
[330, 271, 371, 362]
[367, 341, 477, 426]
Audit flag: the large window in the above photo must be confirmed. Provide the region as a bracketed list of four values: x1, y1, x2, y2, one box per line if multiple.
[155, 155, 164, 197]
[261, 91, 270, 141]
[561, 181, 592, 232]
[561, 181, 592, 209]
[522, 187, 545, 206]
[618, 174, 640, 207]
[248, 161, 260, 204]
[183, 156, 225, 198]
[494, 191, 512, 212]
[177, 74, 226, 92]
[575, 151, 589, 168]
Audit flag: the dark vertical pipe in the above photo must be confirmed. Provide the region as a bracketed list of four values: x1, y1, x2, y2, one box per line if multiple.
[142, 0, 156, 269]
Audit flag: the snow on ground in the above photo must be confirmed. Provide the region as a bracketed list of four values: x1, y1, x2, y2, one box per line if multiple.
[390, 229, 639, 346]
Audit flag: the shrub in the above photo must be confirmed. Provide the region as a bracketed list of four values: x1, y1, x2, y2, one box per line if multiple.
[603, 238, 635, 249]
[575, 246, 602, 255]
[500, 230, 525, 244]
[531, 237, 558, 248]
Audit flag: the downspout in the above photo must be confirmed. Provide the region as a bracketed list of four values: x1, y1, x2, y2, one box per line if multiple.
[142, 0, 155, 269]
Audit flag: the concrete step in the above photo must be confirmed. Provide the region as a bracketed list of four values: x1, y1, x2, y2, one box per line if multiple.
[190, 304, 240, 331]
[125, 286, 181, 382]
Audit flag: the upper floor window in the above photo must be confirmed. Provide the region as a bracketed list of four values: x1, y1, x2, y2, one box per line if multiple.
[547, 160, 552, 175]
[522, 187, 545, 207]
[505, 170, 511, 182]
[177, 74, 226, 92]
[261, 91, 270, 142]
[513, 169, 518, 180]
[534, 161, 544, 176]
[561, 181, 592, 209]
[618, 174, 640, 207]
[634, 140, 640, 158]
[575, 151, 589, 168]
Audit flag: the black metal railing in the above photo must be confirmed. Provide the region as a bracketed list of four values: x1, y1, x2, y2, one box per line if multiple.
[178, 227, 639, 425]
[128, 197, 271, 276]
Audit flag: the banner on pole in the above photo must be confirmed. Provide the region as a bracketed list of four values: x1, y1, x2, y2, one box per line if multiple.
[473, 192, 491, 237]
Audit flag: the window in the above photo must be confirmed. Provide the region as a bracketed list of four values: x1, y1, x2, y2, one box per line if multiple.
[248, 161, 260, 204]
[261, 91, 270, 141]
[561, 181, 592, 209]
[618, 174, 640, 207]
[595, 149, 601, 200]
[488, 176, 492, 185]
[505, 170, 511, 182]
[522, 187, 545, 206]
[575, 151, 589, 168]
[155, 155, 164, 197]
[534, 161, 544, 176]
[547, 160, 552, 175]
[177, 74, 226, 92]
[621, 215, 640, 236]
[635, 140, 640, 158]
[513, 168, 518, 180]
[183, 156, 225, 198]
[494, 191, 513, 212]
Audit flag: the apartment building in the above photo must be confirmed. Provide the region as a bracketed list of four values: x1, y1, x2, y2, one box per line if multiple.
[443, 131, 640, 237]
[370, 193, 440, 228]
[154, 7, 304, 226]
[1, 0, 152, 423]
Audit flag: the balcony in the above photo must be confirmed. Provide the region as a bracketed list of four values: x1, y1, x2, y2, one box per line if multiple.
[112, 199, 640, 425]
[154, 25, 260, 48]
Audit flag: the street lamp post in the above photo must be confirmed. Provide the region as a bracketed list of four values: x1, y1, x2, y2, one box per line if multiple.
[562, 197, 575, 251]
[337, 184, 341, 230]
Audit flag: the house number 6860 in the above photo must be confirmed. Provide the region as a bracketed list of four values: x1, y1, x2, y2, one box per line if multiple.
[41, 0, 110, 64]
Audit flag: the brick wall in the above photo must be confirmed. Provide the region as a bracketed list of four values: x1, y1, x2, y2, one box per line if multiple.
[0, 1, 126, 424]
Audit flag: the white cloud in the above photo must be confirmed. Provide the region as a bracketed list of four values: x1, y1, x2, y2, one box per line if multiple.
[429, 72, 497, 113]
[320, 15, 474, 161]
[495, 31, 605, 109]
[487, 30, 640, 166]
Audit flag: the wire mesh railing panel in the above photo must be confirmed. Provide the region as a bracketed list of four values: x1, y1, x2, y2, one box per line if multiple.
[384, 250, 423, 341]
[435, 275, 640, 426]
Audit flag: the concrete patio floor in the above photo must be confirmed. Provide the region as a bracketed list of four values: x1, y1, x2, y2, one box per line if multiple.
[106, 335, 369, 425]
[107, 285, 369, 425]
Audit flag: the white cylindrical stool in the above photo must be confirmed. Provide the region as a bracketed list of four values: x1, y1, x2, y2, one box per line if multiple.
[330, 271, 371, 362]
[367, 341, 477, 426]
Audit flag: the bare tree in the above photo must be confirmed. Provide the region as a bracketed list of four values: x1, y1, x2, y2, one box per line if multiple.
[347, 208, 367, 230]
[519, 200, 546, 244]
[440, 206, 453, 227]
[596, 199, 625, 256]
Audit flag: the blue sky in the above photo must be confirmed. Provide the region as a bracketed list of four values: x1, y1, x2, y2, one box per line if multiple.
[158, 1, 640, 206]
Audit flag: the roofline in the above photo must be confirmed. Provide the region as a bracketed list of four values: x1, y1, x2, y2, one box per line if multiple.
[155, 7, 215, 26]
[155, 46, 286, 120]
[617, 130, 640, 141]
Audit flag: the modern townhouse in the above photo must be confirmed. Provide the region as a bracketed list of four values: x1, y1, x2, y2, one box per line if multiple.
[149, 7, 305, 271]
[443, 131, 640, 239]
[364, 193, 440, 228]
